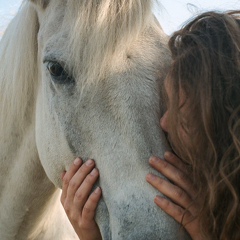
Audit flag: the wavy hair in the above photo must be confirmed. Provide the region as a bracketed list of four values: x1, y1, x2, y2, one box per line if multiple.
[167, 11, 240, 239]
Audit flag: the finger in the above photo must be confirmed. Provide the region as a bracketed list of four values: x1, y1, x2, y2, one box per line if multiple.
[72, 168, 100, 211]
[154, 195, 194, 226]
[164, 152, 191, 175]
[61, 171, 66, 180]
[149, 156, 196, 197]
[66, 159, 95, 202]
[61, 158, 83, 203]
[82, 187, 102, 223]
[146, 174, 192, 209]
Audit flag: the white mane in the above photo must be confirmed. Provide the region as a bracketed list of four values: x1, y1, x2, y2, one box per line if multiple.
[0, 1, 38, 134]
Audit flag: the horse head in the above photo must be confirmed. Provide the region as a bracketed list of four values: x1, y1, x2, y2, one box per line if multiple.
[0, 0, 190, 239]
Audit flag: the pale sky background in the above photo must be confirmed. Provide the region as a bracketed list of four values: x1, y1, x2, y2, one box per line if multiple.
[0, 0, 240, 38]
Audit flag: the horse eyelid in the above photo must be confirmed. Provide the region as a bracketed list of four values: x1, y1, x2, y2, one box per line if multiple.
[43, 59, 69, 75]
[42, 55, 66, 66]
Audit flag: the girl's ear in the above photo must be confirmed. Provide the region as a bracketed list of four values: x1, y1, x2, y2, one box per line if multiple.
[30, 0, 50, 9]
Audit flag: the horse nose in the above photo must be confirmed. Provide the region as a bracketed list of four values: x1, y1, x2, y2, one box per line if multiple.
[117, 231, 164, 240]
[113, 223, 184, 240]
[107, 196, 188, 240]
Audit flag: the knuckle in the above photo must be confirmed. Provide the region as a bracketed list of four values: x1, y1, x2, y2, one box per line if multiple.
[156, 177, 164, 186]
[62, 176, 70, 186]
[161, 159, 168, 168]
[83, 205, 92, 215]
[175, 188, 184, 199]
[69, 212, 78, 222]
[170, 154, 178, 164]
[79, 166, 89, 175]
[78, 220, 89, 230]
[85, 175, 94, 184]
[74, 191, 84, 201]
[160, 197, 185, 222]
[175, 206, 184, 218]
[176, 171, 186, 182]
[89, 193, 98, 203]
[162, 198, 171, 210]
[68, 180, 78, 189]
[63, 203, 71, 214]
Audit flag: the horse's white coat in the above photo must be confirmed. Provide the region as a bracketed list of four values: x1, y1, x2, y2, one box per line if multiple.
[0, 0, 190, 239]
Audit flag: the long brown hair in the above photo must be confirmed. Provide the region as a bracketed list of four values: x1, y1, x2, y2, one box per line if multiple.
[167, 11, 240, 239]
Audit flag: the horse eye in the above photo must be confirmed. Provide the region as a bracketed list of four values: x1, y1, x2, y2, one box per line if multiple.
[47, 62, 64, 77]
[47, 61, 74, 84]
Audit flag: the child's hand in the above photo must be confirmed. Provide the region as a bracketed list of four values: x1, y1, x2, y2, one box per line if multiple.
[147, 152, 204, 240]
[61, 158, 102, 240]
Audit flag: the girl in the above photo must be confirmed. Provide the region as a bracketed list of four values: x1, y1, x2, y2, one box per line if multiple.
[61, 11, 240, 240]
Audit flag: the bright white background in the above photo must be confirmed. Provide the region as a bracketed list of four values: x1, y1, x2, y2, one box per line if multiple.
[0, 0, 240, 38]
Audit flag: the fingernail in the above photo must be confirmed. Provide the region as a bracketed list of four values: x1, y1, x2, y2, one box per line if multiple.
[149, 156, 159, 163]
[94, 187, 101, 194]
[86, 159, 94, 166]
[155, 195, 164, 203]
[74, 158, 81, 166]
[90, 168, 98, 176]
[146, 173, 156, 181]
[164, 151, 172, 159]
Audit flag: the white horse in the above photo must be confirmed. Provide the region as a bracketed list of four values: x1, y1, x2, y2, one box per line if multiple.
[0, 0, 190, 239]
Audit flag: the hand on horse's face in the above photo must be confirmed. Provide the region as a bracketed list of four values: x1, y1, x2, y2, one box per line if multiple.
[61, 158, 102, 240]
[146, 152, 204, 240]
[60, 154, 200, 240]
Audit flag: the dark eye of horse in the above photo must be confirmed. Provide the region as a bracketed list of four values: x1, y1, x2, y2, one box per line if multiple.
[47, 62, 74, 84]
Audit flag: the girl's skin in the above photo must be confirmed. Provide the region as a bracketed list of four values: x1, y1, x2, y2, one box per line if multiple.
[61, 107, 204, 240]
[61, 158, 102, 240]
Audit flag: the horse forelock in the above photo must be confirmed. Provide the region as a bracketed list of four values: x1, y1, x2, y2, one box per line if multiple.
[64, 0, 155, 85]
